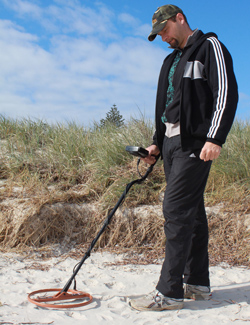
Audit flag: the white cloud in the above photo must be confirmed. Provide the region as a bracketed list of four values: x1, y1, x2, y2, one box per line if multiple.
[118, 13, 138, 27]
[1, 0, 42, 19]
[0, 1, 169, 125]
[0, 20, 38, 44]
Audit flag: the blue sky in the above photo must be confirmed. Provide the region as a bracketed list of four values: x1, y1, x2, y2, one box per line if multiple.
[0, 0, 249, 126]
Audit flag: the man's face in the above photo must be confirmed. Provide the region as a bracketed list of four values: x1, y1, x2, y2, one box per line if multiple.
[158, 14, 185, 49]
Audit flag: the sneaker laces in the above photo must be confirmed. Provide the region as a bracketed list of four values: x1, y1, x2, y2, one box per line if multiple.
[153, 291, 183, 306]
[152, 292, 164, 306]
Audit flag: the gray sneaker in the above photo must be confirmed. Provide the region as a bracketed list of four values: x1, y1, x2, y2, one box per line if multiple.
[129, 291, 184, 311]
[184, 284, 212, 300]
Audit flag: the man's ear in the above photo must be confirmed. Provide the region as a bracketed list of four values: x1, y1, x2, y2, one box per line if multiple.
[176, 13, 185, 24]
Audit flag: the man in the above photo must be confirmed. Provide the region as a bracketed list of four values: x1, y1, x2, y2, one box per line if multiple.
[130, 5, 238, 311]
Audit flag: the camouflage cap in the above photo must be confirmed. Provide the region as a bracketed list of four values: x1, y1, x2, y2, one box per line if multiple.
[148, 5, 183, 41]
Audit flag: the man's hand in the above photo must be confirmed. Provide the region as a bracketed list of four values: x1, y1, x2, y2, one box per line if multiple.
[142, 145, 160, 165]
[200, 142, 222, 161]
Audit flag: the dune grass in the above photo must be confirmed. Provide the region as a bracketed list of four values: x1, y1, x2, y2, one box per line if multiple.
[0, 115, 249, 266]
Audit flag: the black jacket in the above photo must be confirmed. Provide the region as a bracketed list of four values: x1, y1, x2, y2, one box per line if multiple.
[153, 30, 238, 154]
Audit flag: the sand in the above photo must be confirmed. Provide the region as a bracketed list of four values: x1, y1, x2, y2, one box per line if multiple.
[0, 251, 250, 324]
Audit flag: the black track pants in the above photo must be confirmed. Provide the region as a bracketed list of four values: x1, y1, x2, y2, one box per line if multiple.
[156, 135, 212, 299]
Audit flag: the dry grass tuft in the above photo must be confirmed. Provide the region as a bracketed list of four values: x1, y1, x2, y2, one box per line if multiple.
[208, 199, 250, 267]
[0, 199, 99, 248]
[1, 194, 249, 267]
[97, 205, 165, 249]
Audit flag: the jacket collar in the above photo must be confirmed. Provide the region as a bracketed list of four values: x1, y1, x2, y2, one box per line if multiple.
[183, 28, 199, 48]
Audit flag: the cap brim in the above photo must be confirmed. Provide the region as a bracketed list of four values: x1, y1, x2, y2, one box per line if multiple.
[148, 20, 168, 41]
[148, 33, 157, 42]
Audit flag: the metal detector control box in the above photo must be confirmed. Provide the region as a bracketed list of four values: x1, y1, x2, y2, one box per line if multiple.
[125, 146, 149, 158]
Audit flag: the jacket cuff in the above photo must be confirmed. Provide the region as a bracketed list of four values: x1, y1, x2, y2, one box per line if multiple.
[206, 138, 223, 147]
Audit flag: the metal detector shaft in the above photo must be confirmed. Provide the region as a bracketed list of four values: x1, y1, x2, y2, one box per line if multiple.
[61, 158, 158, 293]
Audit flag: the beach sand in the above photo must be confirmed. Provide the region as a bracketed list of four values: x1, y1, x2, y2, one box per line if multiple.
[0, 251, 250, 324]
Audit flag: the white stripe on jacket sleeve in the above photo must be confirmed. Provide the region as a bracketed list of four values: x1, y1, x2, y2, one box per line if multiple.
[207, 37, 228, 139]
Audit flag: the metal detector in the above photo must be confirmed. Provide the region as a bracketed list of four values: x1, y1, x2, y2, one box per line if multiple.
[28, 146, 158, 309]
